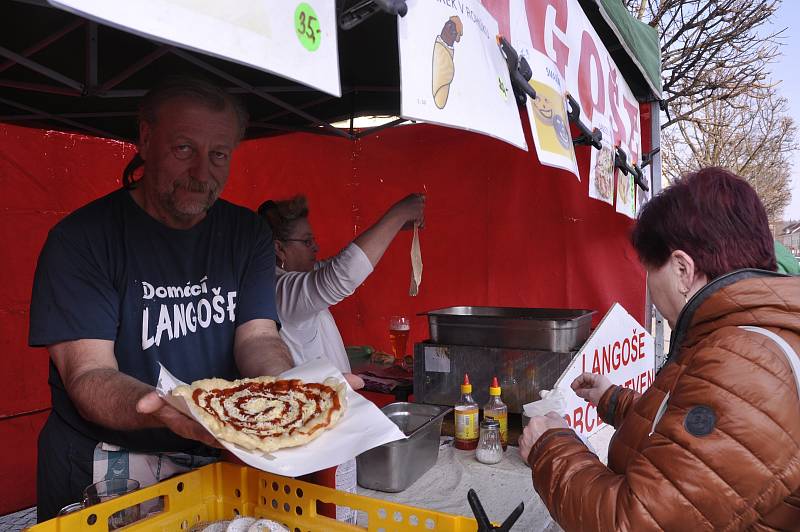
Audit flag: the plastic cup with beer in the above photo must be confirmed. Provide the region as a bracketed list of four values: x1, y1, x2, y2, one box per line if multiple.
[389, 315, 411, 363]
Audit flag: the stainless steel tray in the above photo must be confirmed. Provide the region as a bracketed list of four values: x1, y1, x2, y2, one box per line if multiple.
[423, 306, 595, 351]
[356, 402, 451, 493]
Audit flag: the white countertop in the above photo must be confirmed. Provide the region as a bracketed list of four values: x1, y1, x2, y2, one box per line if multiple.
[356, 426, 613, 531]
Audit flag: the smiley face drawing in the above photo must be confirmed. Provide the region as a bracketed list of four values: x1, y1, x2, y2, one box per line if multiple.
[532, 94, 554, 124]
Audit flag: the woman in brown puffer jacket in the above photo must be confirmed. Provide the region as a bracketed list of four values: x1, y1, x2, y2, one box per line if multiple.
[519, 167, 800, 531]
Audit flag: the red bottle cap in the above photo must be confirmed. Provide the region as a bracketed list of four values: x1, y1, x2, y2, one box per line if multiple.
[489, 376, 501, 396]
[461, 373, 472, 394]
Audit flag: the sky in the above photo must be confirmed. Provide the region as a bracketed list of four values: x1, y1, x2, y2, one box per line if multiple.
[769, 2, 800, 220]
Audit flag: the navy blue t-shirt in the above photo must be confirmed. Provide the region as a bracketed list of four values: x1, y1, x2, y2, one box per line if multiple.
[29, 188, 279, 452]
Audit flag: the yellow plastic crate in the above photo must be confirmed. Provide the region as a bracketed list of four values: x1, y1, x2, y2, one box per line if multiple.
[29, 462, 479, 531]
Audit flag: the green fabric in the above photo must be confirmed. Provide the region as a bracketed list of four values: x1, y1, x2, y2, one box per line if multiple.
[775, 240, 800, 275]
[595, 0, 661, 96]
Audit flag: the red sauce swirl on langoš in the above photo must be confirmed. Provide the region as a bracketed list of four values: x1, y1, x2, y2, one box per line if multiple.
[192, 380, 341, 439]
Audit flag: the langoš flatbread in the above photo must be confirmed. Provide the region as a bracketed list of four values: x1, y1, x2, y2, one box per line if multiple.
[409, 223, 422, 296]
[172, 376, 346, 453]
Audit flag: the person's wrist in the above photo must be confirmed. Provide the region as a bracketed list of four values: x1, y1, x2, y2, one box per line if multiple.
[592, 384, 612, 405]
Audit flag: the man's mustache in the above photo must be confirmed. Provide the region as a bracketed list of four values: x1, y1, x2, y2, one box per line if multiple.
[180, 179, 216, 194]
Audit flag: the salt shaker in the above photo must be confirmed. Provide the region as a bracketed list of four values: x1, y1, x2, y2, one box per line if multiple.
[475, 418, 503, 464]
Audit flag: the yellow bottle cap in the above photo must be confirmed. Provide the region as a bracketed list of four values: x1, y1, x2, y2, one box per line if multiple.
[489, 376, 501, 395]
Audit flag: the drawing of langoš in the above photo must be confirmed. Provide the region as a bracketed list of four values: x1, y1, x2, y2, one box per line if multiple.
[431, 16, 463, 109]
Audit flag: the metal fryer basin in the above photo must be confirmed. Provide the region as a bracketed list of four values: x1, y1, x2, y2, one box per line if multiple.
[356, 402, 451, 493]
[424, 306, 595, 351]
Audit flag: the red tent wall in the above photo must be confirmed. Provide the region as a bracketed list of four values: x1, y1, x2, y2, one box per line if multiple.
[0, 117, 646, 514]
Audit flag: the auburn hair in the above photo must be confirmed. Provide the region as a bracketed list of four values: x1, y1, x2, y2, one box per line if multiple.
[630, 167, 776, 279]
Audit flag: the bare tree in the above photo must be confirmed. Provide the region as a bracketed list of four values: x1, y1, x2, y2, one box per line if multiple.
[618, 1, 795, 218]
[622, 0, 782, 129]
[661, 86, 796, 221]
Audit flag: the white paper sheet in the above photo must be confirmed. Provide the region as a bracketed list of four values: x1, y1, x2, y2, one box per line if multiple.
[156, 358, 406, 477]
[398, 0, 528, 151]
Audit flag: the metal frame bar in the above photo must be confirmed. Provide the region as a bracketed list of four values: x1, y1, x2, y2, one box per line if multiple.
[85, 22, 98, 93]
[648, 100, 665, 369]
[247, 121, 347, 137]
[0, 45, 84, 92]
[0, 111, 136, 120]
[0, 80, 81, 96]
[257, 93, 340, 123]
[0, 19, 84, 74]
[354, 117, 407, 139]
[227, 86, 325, 94]
[98, 46, 172, 93]
[0, 96, 119, 139]
[170, 48, 353, 140]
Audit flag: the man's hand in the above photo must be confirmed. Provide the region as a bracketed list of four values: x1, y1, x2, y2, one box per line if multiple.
[136, 391, 222, 448]
[518, 412, 569, 463]
[571, 372, 612, 405]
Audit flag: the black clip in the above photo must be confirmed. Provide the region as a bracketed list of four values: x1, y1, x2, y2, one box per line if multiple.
[497, 36, 537, 106]
[640, 147, 660, 169]
[467, 488, 524, 532]
[565, 94, 602, 150]
[338, 0, 408, 30]
[614, 148, 649, 192]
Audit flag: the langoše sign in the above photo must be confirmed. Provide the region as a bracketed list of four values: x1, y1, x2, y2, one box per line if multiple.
[553, 302, 654, 437]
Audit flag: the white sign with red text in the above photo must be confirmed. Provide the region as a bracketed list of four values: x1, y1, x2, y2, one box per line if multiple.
[483, 0, 643, 184]
[554, 302, 654, 437]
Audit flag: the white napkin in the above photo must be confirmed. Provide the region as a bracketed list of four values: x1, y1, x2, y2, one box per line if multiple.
[157, 358, 406, 476]
[523, 389, 567, 418]
[409, 224, 422, 296]
[523, 388, 595, 453]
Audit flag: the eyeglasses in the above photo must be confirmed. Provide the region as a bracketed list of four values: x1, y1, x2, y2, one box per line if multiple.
[282, 237, 316, 248]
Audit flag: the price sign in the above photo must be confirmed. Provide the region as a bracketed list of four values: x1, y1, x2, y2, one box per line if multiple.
[295, 3, 321, 52]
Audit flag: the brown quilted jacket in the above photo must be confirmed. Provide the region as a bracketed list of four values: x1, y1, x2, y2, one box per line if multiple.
[528, 270, 800, 531]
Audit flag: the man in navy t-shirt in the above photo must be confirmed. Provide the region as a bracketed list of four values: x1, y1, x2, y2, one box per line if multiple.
[28, 77, 293, 521]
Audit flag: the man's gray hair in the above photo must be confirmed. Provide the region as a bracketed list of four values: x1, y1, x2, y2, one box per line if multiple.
[138, 76, 249, 141]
